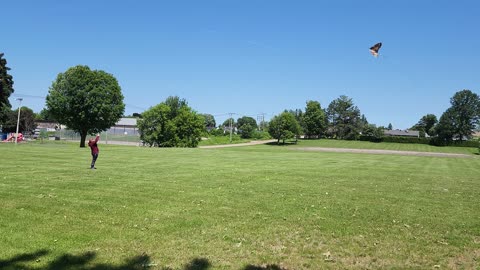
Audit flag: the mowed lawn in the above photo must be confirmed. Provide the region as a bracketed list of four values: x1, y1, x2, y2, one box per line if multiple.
[0, 142, 479, 269]
[290, 139, 479, 155]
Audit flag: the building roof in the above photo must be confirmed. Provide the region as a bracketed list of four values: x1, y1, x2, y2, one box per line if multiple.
[384, 129, 420, 137]
[34, 120, 59, 129]
[116, 118, 137, 126]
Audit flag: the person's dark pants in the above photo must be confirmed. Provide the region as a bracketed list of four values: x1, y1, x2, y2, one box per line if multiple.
[91, 153, 98, 169]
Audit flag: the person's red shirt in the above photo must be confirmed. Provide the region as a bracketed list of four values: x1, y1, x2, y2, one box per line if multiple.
[88, 135, 100, 154]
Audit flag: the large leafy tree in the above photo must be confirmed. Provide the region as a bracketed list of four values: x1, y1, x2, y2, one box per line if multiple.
[411, 114, 438, 137]
[173, 106, 205, 147]
[361, 123, 384, 141]
[287, 109, 304, 132]
[327, 95, 361, 140]
[163, 96, 187, 119]
[2, 106, 36, 133]
[268, 111, 301, 144]
[359, 114, 369, 130]
[222, 118, 236, 128]
[237, 116, 258, 138]
[200, 113, 216, 129]
[36, 108, 56, 121]
[138, 103, 175, 146]
[138, 96, 204, 147]
[0, 53, 15, 124]
[446, 89, 480, 141]
[46, 65, 125, 147]
[435, 108, 456, 144]
[303, 100, 327, 139]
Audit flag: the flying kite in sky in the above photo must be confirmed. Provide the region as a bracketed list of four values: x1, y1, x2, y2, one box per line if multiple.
[369, 42, 382, 57]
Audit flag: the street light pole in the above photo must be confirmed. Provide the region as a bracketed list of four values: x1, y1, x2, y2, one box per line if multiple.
[15, 98, 23, 144]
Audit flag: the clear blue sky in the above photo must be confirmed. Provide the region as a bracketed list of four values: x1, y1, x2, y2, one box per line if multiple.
[3, 0, 480, 129]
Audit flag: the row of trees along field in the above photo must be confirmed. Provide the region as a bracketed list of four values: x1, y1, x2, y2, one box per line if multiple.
[1, 55, 479, 148]
[264, 91, 480, 146]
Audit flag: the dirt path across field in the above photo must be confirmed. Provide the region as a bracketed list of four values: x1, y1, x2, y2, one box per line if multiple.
[199, 140, 277, 149]
[74, 139, 475, 158]
[293, 147, 475, 158]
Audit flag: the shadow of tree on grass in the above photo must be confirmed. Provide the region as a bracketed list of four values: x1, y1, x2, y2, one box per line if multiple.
[0, 250, 49, 269]
[0, 250, 286, 270]
[180, 258, 211, 270]
[265, 141, 297, 146]
[0, 249, 152, 270]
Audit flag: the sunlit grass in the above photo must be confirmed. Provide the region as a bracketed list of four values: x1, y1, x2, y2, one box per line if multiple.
[290, 139, 479, 155]
[1, 142, 479, 269]
[198, 135, 251, 146]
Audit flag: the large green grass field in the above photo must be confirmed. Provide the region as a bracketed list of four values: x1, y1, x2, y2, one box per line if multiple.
[1, 141, 479, 269]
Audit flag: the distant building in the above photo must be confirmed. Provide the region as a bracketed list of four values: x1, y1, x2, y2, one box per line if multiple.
[107, 117, 139, 135]
[35, 118, 140, 134]
[34, 120, 60, 131]
[384, 129, 420, 138]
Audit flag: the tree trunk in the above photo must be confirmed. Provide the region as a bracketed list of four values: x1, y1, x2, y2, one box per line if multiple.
[80, 132, 87, 148]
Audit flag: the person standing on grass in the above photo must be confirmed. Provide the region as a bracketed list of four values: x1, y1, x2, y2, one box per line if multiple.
[88, 134, 100, 169]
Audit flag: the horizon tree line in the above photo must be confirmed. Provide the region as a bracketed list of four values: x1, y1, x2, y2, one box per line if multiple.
[1, 53, 479, 147]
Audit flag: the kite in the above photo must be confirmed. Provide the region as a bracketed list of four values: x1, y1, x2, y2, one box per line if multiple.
[369, 42, 382, 57]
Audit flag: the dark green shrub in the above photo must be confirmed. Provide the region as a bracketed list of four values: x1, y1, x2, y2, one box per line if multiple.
[359, 135, 382, 143]
[209, 128, 226, 136]
[382, 136, 431, 144]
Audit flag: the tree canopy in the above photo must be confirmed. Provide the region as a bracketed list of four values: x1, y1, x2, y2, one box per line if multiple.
[327, 95, 361, 140]
[46, 65, 125, 147]
[201, 113, 216, 129]
[237, 116, 257, 138]
[222, 118, 236, 128]
[287, 109, 304, 132]
[303, 100, 327, 138]
[433, 90, 480, 143]
[361, 123, 384, 141]
[36, 108, 56, 121]
[0, 53, 15, 124]
[137, 96, 204, 147]
[411, 114, 438, 137]
[2, 106, 36, 133]
[447, 89, 480, 141]
[268, 111, 301, 144]
[435, 108, 456, 143]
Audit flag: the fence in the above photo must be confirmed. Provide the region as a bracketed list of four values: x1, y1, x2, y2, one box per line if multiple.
[54, 128, 141, 144]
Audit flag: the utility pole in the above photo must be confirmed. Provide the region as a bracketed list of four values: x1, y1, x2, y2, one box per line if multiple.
[229, 112, 234, 143]
[15, 98, 23, 145]
[257, 113, 265, 131]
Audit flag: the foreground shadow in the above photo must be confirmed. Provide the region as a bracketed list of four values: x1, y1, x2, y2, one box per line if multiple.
[181, 258, 211, 270]
[0, 250, 152, 270]
[0, 250, 49, 269]
[0, 250, 285, 270]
